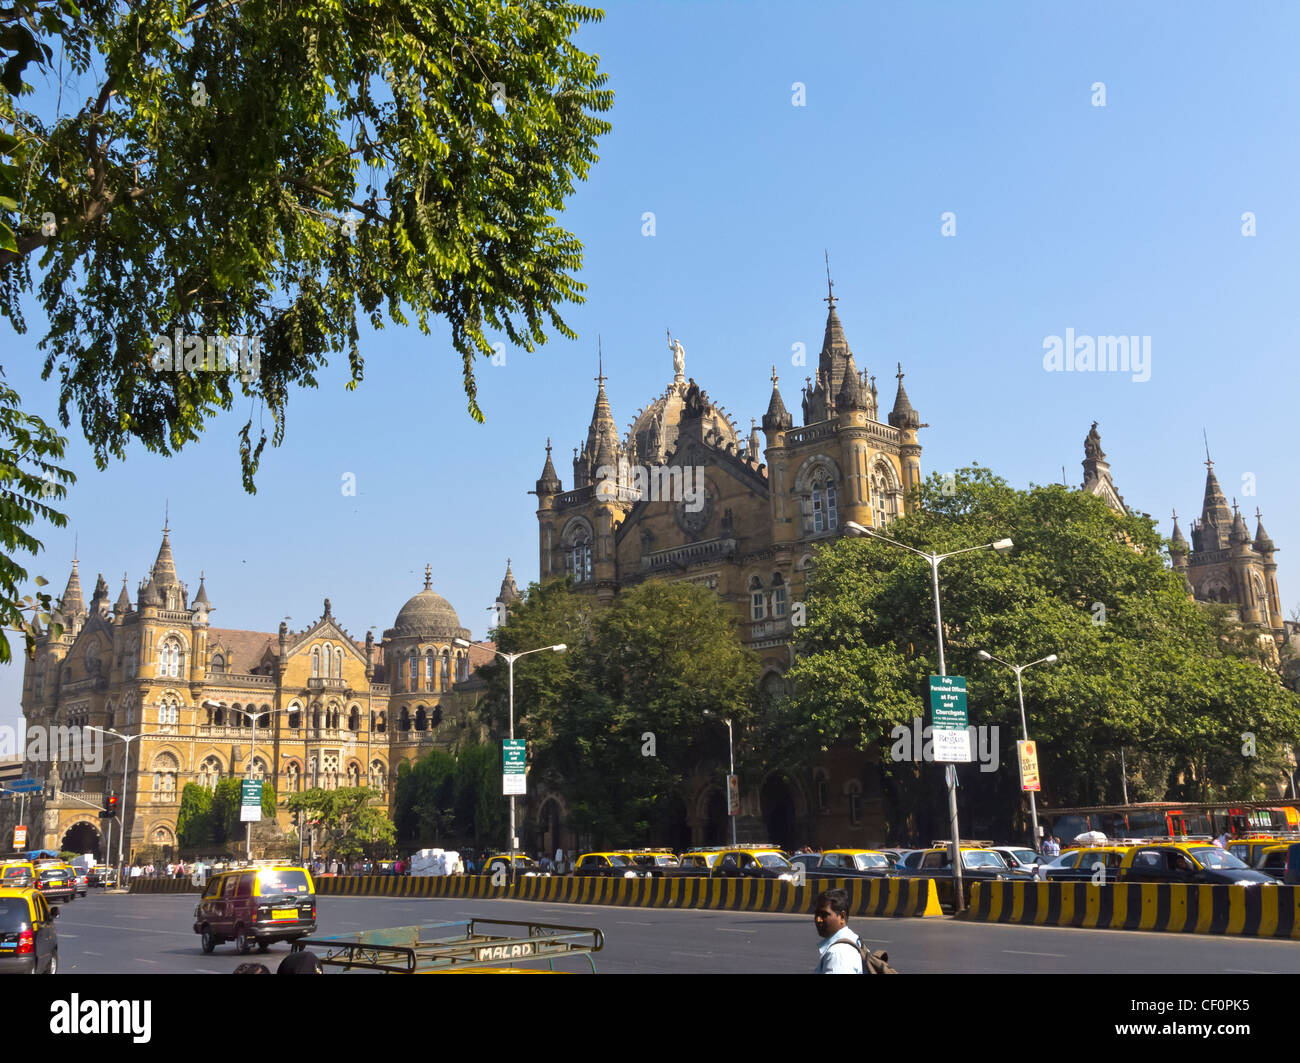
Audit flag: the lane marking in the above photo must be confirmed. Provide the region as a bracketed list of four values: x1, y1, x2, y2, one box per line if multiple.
[193, 968, 220, 974]
[1002, 950, 1068, 957]
[716, 928, 753, 933]
[615, 920, 654, 925]
[61, 921, 191, 937]
[134, 958, 161, 965]
[83, 950, 102, 956]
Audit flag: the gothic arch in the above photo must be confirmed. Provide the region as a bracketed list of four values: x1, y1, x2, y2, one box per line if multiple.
[792, 453, 841, 495]
[870, 457, 903, 526]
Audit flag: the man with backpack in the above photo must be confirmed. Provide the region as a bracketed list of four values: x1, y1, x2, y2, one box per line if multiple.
[813, 888, 863, 973]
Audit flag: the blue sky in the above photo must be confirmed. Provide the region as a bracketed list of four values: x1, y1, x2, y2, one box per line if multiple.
[3, 1, 1298, 729]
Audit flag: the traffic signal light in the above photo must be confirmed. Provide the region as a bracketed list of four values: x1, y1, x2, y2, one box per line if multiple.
[291, 811, 299, 828]
[98, 792, 118, 819]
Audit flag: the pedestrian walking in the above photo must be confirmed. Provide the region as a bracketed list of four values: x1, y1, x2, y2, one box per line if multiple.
[813, 888, 862, 974]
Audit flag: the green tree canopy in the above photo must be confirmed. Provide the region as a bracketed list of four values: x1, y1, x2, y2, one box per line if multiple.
[477, 578, 760, 844]
[287, 786, 394, 860]
[175, 781, 213, 849]
[780, 466, 1300, 840]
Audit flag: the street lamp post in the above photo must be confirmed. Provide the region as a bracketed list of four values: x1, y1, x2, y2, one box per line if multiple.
[205, 703, 285, 862]
[455, 638, 565, 885]
[85, 726, 165, 881]
[977, 650, 1058, 852]
[844, 522, 1013, 913]
[703, 711, 738, 846]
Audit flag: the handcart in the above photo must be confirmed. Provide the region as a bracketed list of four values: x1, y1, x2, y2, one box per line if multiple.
[289, 918, 603, 973]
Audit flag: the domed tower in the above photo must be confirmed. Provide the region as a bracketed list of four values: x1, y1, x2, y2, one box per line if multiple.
[382, 565, 472, 758]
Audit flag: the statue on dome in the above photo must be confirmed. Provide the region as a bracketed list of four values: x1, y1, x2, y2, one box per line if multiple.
[668, 329, 685, 380]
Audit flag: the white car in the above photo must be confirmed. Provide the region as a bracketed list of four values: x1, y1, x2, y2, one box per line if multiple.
[988, 846, 1048, 877]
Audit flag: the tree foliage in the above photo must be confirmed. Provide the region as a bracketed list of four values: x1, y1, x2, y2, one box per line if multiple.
[392, 741, 504, 850]
[476, 578, 759, 845]
[206, 776, 276, 844]
[286, 786, 395, 860]
[779, 467, 1300, 839]
[175, 781, 213, 848]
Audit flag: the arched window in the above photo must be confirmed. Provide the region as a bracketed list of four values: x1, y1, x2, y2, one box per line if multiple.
[415, 706, 428, 731]
[286, 761, 301, 792]
[812, 477, 838, 534]
[152, 752, 179, 794]
[370, 760, 386, 791]
[814, 768, 829, 813]
[347, 763, 360, 788]
[457, 653, 468, 682]
[322, 643, 333, 678]
[771, 572, 787, 619]
[871, 464, 899, 527]
[409, 654, 418, 684]
[212, 705, 224, 726]
[157, 638, 183, 678]
[210, 652, 225, 674]
[425, 651, 434, 687]
[749, 576, 766, 621]
[199, 756, 222, 790]
[431, 706, 443, 727]
[563, 522, 593, 582]
[399, 707, 411, 732]
[248, 756, 268, 780]
[441, 651, 450, 689]
[288, 703, 302, 729]
[846, 781, 862, 827]
[311, 648, 320, 677]
[348, 706, 360, 732]
[376, 712, 387, 734]
[335, 648, 343, 678]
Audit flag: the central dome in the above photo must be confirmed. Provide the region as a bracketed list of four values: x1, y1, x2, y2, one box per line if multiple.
[384, 567, 467, 640]
[628, 379, 738, 464]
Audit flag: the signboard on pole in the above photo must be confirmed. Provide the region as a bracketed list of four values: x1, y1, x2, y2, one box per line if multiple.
[6, 778, 40, 793]
[1017, 740, 1041, 792]
[502, 739, 527, 796]
[239, 780, 263, 823]
[12, 826, 26, 849]
[929, 675, 971, 763]
[727, 774, 740, 816]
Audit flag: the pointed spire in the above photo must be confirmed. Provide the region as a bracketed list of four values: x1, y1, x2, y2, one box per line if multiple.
[1229, 499, 1251, 545]
[1199, 443, 1232, 543]
[498, 559, 520, 604]
[748, 417, 762, 459]
[836, 351, 866, 410]
[193, 571, 211, 608]
[1170, 509, 1188, 549]
[888, 363, 920, 429]
[762, 366, 792, 431]
[535, 437, 562, 495]
[585, 353, 620, 472]
[58, 558, 86, 620]
[1253, 508, 1275, 552]
[152, 523, 179, 589]
[114, 573, 131, 615]
[423, 563, 432, 591]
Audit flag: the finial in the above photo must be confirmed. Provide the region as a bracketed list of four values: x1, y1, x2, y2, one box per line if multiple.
[1203, 428, 1213, 468]
[1232, 497, 1239, 515]
[823, 250, 836, 308]
[1255, 507, 1262, 520]
[73, 534, 78, 563]
[770, 365, 779, 387]
[897, 362, 904, 381]
[595, 340, 605, 388]
[164, 499, 169, 533]
[423, 563, 432, 590]
[1172, 509, 1179, 522]
[545, 436, 552, 457]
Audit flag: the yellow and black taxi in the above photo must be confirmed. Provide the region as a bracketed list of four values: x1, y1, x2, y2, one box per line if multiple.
[709, 846, 798, 880]
[816, 849, 895, 875]
[193, 864, 316, 954]
[676, 848, 724, 870]
[0, 862, 37, 890]
[0, 887, 58, 974]
[1116, 842, 1275, 886]
[571, 852, 645, 878]
[625, 848, 679, 870]
[1040, 844, 1134, 882]
[480, 854, 548, 877]
[1226, 837, 1289, 869]
[34, 863, 77, 904]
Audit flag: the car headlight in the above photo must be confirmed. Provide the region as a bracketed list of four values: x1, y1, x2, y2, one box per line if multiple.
[778, 873, 795, 882]
[623, 870, 639, 878]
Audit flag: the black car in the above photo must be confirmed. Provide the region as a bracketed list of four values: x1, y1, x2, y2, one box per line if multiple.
[1119, 845, 1275, 886]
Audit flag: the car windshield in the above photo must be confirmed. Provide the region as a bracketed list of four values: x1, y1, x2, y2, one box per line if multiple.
[855, 853, 890, 869]
[0, 898, 31, 933]
[38, 868, 69, 879]
[2, 867, 29, 878]
[1008, 850, 1038, 865]
[257, 869, 311, 895]
[756, 853, 792, 869]
[607, 855, 633, 867]
[962, 852, 1007, 869]
[1189, 848, 1247, 870]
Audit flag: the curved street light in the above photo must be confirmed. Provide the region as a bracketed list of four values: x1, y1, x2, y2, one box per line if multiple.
[977, 650, 1058, 852]
[843, 521, 1014, 911]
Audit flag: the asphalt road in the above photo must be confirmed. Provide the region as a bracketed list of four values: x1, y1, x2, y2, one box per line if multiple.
[48, 889, 1300, 974]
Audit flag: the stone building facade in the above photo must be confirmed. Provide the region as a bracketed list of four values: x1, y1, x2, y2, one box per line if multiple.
[12, 532, 494, 861]
[531, 283, 924, 850]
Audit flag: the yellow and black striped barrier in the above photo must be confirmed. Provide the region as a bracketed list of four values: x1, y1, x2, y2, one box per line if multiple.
[315, 873, 943, 918]
[967, 880, 1300, 938]
[128, 877, 201, 894]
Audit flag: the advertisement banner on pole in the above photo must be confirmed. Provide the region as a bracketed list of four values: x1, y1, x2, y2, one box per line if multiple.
[727, 774, 740, 816]
[1017, 740, 1041, 792]
[503, 739, 527, 796]
[12, 825, 26, 849]
[929, 675, 971, 763]
[240, 780, 263, 822]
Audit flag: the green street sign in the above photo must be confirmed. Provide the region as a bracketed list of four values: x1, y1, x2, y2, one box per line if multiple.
[240, 779, 263, 823]
[929, 675, 971, 764]
[503, 739, 526, 796]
